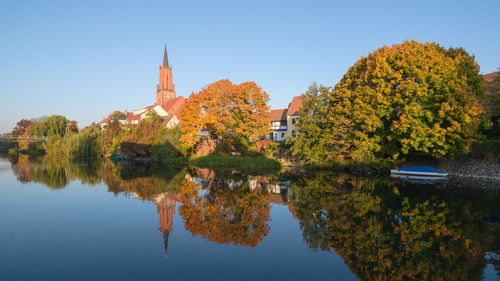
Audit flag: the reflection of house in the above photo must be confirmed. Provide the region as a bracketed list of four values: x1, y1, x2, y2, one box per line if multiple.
[267, 95, 304, 141]
[156, 193, 176, 257]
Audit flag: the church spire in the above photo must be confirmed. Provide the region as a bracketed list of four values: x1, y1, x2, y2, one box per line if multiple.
[162, 41, 169, 68]
[156, 41, 175, 106]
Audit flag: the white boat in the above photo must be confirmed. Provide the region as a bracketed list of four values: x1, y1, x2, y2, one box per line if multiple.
[390, 174, 449, 184]
[390, 166, 449, 177]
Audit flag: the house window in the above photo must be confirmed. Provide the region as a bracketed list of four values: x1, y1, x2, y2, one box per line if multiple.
[292, 118, 296, 125]
[271, 121, 281, 130]
[281, 133, 285, 138]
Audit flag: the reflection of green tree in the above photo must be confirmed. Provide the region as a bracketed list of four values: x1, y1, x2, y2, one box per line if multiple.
[7, 155, 187, 201]
[288, 173, 499, 281]
[178, 176, 271, 247]
[9, 156, 105, 189]
[29, 161, 68, 189]
[60, 158, 103, 186]
[101, 160, 186, 200]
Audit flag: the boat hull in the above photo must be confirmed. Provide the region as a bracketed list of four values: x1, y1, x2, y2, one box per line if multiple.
[390, 174, 448, 184]
[390, 169, 449, 177]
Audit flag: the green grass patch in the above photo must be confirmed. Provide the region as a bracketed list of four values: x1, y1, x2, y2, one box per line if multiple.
[161, 156, 282, 174]
[304, 159, 391, 175]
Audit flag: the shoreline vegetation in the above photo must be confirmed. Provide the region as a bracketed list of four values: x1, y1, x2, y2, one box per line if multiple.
[1, 41, 499, 180]
[161, 156, 282, 174]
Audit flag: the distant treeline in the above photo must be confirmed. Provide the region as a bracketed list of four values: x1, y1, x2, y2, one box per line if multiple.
[3, 40, 499, 168]
[2, 113, 186, 160]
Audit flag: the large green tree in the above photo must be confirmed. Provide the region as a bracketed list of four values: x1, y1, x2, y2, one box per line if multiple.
[293, 41, 487, 161]
[66, 125, 103, 158]
[29, 115, 72, 137]
[287, 83, 333, 164]
[324, 41, 487, 160]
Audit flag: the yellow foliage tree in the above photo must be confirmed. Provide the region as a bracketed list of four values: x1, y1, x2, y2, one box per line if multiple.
[327, 41, 487, 160]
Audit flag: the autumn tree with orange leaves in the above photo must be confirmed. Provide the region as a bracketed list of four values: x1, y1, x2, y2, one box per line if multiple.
[180, 79, 270, 150]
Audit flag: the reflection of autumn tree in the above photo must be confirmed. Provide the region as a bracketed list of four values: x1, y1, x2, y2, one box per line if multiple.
[288, 173, 498, 281]
[178, 179, 271, 247]
[10, 155, 33, 183]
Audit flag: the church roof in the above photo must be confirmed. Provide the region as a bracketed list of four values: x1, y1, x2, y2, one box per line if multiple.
[162, 96, 185, 118]
[162, 42, 169, 68]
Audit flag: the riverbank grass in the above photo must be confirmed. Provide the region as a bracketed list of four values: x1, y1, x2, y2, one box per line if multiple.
[162, 156, 282, 173]
[303, 160, 392, 174]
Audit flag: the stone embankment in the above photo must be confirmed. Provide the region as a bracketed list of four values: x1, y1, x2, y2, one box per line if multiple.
[443, 159, 500, 182]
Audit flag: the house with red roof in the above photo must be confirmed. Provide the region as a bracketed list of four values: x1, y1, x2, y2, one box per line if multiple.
[125, 97, 185, 128]
[126, 113, 141, 126]
[484, 72, 499, 96]
[268, 109, 288, 141]
[161, 96, 185, 128]
[97, 111, 128, 129]
[286, 95, 303, 137]
[267, 95, 304, 141]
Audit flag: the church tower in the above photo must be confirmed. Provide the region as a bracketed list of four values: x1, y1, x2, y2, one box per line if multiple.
[156, 42, 176, 107]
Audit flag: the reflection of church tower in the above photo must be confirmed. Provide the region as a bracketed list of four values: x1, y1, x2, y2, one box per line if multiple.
[156, 194, 176, 257]
[156, 42, 176, 107]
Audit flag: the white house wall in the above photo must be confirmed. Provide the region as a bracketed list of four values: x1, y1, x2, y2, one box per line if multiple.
[152, 105, 169, 117]
[287, 116, 299, 138]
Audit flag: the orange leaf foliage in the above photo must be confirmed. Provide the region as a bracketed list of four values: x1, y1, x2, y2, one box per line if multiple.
[180, 79, 270, 150]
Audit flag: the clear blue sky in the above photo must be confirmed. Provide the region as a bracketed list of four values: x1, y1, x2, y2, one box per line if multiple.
[1, 0, 499, 133]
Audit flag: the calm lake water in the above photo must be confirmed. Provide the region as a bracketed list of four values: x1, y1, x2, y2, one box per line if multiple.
[0, 156, 499, 281]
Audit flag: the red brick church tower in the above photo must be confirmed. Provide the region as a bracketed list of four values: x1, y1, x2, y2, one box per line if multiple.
[156, 42, 176, 107]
